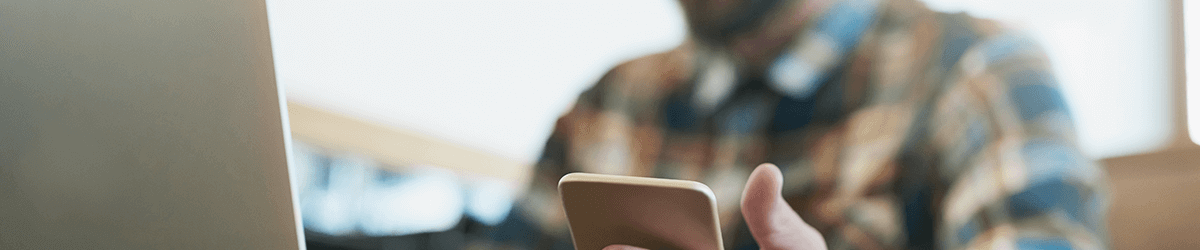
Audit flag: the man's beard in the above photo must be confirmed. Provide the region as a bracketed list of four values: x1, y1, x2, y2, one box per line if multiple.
[686, 0, 788, 46]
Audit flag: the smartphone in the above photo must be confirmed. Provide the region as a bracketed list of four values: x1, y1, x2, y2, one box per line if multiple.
[558, 172, 724, 250]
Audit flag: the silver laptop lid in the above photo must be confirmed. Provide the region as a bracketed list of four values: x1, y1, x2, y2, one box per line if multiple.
[0, 0, 303, 249]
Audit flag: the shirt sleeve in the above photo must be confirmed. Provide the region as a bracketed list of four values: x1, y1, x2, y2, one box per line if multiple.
[929, 33, 1110, 249]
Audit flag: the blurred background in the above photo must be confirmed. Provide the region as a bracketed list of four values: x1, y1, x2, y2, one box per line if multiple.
[263, 0, 1199, 249]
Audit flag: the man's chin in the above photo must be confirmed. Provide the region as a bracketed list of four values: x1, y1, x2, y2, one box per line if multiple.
[688, 26, 731, 47]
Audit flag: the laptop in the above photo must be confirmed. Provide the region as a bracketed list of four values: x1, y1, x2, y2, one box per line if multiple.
[0, 0, 304, 249]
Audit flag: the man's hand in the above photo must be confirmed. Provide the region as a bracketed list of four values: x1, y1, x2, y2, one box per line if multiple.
[605, 163, 827, 250]
[738, 163, 827, 250]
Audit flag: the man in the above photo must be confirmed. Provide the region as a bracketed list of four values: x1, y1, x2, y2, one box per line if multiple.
[489, 0, 1108, 249]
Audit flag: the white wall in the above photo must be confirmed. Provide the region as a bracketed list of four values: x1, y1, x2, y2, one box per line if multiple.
[268, 0, 1173, 162]
[1185, 0, 1200, 145]
[267, 0, 686, 162]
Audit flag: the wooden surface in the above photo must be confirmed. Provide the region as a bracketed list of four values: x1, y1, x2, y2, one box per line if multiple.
[287, 102, 532, 184]
[1105, 146, 1200, 249]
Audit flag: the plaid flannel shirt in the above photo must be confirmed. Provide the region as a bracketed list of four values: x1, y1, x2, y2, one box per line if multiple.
[490, 0, 1109, 249]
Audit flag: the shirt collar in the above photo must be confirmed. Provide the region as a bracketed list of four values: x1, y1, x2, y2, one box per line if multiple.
[691, 0, 881, 113]
[766, 0, 881, 99]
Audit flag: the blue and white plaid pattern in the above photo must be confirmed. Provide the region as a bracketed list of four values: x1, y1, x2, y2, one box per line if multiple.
[487, 0, 1109, 249]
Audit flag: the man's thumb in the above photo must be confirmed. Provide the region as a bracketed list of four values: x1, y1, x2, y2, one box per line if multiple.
[740, 163, 827, 250]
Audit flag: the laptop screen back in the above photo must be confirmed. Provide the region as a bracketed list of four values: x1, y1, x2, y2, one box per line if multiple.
[0, 0, 303, 249]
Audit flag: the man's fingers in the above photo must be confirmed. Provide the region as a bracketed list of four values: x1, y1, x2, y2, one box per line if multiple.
[603, 244, 648, 250]
[740, 163, 827, 250]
